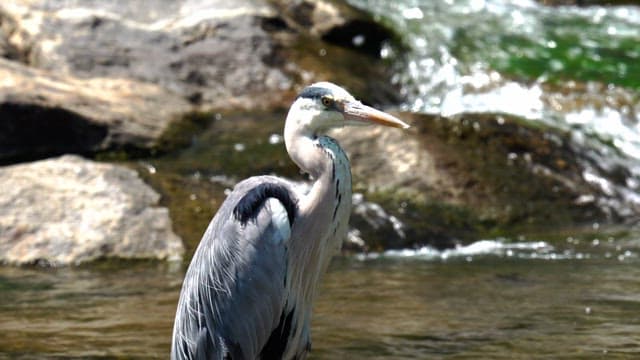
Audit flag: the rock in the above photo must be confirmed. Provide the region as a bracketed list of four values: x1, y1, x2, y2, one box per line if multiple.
[347, 193, 408, 252]
[0, 0, 292, 110]
[273, 0, 396, 57]
[1, 0, 284, 162]
[270, 0, 403, 105]
[0, 58, 191, 163]
[0, 0, 400, 162]
[334, 111, 638, 248]
[0, 155, 184, 265]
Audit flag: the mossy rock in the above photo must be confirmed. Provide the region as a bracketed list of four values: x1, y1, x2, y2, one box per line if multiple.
[338, 111, 631, 249]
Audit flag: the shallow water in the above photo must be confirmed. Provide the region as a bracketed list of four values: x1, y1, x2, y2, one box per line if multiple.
[2, 237, 639, 358]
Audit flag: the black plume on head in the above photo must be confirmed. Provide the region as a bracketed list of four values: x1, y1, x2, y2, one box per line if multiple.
[296, 85, 333, 101]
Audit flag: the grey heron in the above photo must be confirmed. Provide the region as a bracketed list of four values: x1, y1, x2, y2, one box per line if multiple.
[171, 82, 409, 360]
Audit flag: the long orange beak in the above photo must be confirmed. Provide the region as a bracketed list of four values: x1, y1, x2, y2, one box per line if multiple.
[342, 101, 410, 129]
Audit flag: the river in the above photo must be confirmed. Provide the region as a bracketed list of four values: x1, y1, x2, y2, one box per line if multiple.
[2, 236, 640, 358]
[2, 0, 640, 358]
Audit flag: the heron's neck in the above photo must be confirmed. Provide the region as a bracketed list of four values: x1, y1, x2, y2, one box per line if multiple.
[286, 117, 352, 224]
[285, 120, 350, 186]
[283, 119, 352, 354]
[285, 120, 352, 241]
[284, 122, 324, 179]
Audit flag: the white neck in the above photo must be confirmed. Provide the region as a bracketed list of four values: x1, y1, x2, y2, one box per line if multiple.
[285, 108, 323, 178]
[282, 108, 353, 354]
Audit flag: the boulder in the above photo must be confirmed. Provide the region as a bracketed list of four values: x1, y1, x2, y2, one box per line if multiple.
[0, 58, 191, 163]
[0, 155, 184, 265]
[0, 0, 284, 162]
[0, 0, 287, 103]
[272, 0, 398, 58]
[0, 0, 400, 163]
[334, 111, 637, 249]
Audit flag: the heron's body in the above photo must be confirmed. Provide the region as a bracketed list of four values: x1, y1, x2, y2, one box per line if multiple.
[171, 82, 408, 360]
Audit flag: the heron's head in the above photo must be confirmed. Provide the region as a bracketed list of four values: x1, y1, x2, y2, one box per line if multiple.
[286, 82, 409, 134]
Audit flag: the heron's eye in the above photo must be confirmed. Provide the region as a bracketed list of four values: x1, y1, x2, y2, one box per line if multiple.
[321, 96, 333, 108]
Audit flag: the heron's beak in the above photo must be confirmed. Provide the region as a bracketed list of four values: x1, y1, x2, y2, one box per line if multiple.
[342, 101, 410, 129]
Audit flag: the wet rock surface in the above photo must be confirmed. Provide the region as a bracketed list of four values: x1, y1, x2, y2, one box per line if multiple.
[1, 0, 287, 109]
[0, 155, 184, 265]
[0, 0, 279, 162]
[0, 0, 398, 162]
[0, 58, 191, 163]
[336, 111, 637, 249]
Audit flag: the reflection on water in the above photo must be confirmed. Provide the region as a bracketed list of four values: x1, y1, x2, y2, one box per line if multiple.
[313, 253, 640, 359]
[0, 261, 184, 358]
[2, 236, 640, 358]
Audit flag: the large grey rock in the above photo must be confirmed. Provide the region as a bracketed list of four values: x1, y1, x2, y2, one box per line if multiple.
[0, 155, 184, 265]
[0, 0, 292, 110]
[0, 0, 401, 162]
[0, 0, 292, 162]
[0, 57, 191, 161]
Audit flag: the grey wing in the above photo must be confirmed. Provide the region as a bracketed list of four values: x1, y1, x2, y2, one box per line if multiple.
[171, 177, 298, 360]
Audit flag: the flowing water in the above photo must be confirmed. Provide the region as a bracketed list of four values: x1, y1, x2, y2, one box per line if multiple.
[347, 0, 640, 208]
[2, 0, 640, 358]
[2, 236, 640, 358]
[314, 239, 640, 359]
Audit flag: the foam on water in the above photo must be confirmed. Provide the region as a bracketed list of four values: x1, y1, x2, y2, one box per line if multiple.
[359, 239, 552, 261]
[357, 238, 638, 262]
[347, 0, 640, 155]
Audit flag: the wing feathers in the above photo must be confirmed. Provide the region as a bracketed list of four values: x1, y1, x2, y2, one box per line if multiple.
[172, 177, 299, 360]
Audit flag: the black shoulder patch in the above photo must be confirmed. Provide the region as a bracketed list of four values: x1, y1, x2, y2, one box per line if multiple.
[233, 183, 298, 227]
[296, 85, 332, 100]
[259, 308, 296, 360]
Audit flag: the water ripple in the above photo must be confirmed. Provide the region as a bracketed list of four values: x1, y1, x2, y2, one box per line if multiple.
[357, 238, 639, 262]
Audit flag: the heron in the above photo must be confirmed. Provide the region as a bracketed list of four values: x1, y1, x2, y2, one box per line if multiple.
[171, 82, 409, 360]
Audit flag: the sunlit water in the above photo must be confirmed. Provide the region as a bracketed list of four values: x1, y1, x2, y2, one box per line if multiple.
[2, 236, 640, 358]
[346, 0, 640, 209]
[346, 0, 640, 124]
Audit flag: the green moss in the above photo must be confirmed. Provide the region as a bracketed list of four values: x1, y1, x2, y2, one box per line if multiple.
[95, 111, 216, 162]
[489, 31, 640, 90]
[399, 113, 607, 244]
[366, 190, 485, 249]
[158, 111, 299, 179]
[95, 150, 132, 162]
[154, 111, 216, 153]
[135, 165, 224, 256]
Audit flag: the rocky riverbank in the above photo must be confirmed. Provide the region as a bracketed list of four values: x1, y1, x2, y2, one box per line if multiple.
[0, 0, 400, 264]
[1, 0, 637, 264]
[0, 0, 398, 163]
